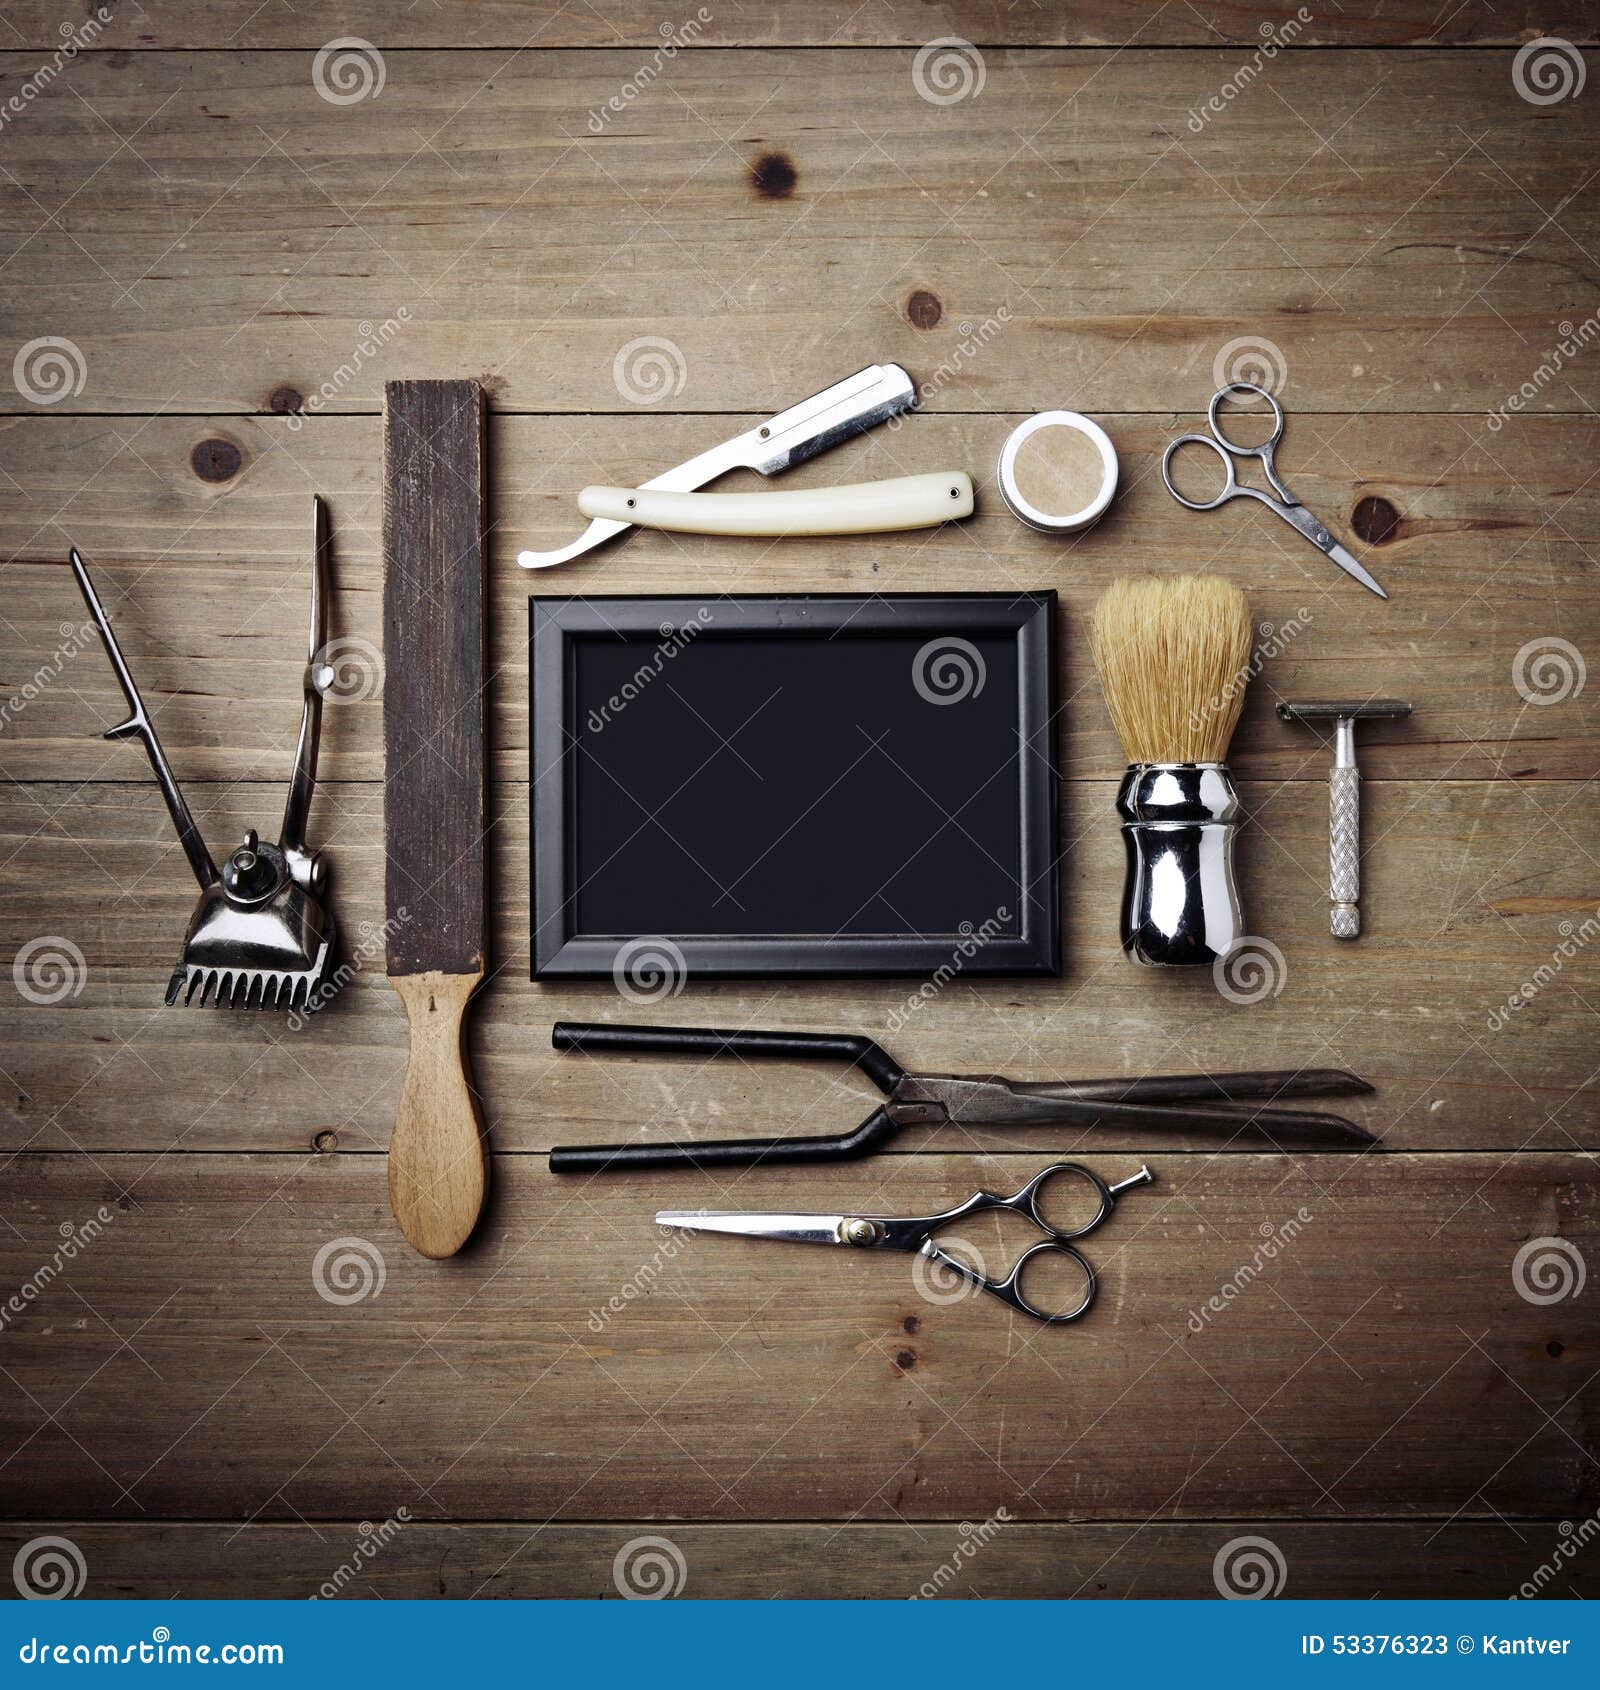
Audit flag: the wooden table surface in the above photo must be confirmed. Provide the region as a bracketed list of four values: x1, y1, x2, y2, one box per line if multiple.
[1, 4, 1596, 1601]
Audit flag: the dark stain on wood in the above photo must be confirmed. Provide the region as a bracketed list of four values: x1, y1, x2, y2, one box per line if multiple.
[1351, 495, 1401, 545]
[268, 385, 304, 415]
[894, 1348, 917, 1371]
[902, 1314, 920, 1334]
[906, 290, 942, 330]
[190, 438, 241, 482]
[749, 151, 796, 199]
[1547, 1339, 1565, 1358]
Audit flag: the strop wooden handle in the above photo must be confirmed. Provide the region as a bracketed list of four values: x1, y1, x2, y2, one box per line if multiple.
[387, 971, 489, 1260]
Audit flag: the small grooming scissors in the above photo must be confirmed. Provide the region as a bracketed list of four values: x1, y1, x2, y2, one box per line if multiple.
[657, 1162, 1153, 1325]
[1162, 381, 1387, 599]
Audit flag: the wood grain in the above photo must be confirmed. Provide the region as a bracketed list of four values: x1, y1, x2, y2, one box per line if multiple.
[1, 414, 1594, 787]
[0, 51, 1593, 415]
[0, 1151, 1591, 1523]
[2, 3, 1588, 49]
[2, 775, 1595, 1155]
[1, 6, 1596, 1598]
[2, 1521, 1592, 1600]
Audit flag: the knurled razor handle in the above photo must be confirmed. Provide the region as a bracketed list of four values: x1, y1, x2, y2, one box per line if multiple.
[1329, 765, 1360, 939]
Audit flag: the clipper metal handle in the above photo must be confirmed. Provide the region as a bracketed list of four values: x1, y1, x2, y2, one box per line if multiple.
[1115, 762, 1243, 966]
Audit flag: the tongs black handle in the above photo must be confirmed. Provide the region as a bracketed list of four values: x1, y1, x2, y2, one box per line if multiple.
[548, 1022, 906, 1175]
[551, 1022, 905, 1093]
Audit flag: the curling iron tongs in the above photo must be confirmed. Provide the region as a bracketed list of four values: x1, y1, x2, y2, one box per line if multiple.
[547, 1022, 1377, 1173]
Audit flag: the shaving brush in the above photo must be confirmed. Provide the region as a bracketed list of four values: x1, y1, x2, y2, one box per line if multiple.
[1091, 575, 1254, 965]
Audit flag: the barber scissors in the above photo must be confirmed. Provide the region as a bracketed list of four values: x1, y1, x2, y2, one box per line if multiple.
[657, 1162, 1153, 1325]
[1163, 382, 1387, 599]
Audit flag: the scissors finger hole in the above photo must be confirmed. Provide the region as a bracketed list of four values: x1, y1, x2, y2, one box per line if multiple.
[1029, 1166, 1108, 1235]
[1163, 435, 1235, 508]
[1210, 383, 1281, 452]
[1012, 1243, 1095, 1323]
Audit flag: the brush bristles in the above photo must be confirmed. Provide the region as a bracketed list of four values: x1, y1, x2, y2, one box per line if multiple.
[1091, 574, 1253, 764]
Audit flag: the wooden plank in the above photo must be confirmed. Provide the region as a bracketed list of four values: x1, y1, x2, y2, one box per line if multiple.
[1, 776, 1596, 1154]
[2, 3, 1589, 50]
[1, 1520, 1593, 1599]
[1, 413, 1595, 786]
[0, 1151, 1591, 1522]
[0, 51, 1594, 414]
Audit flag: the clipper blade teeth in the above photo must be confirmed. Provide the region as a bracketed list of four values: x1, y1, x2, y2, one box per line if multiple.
[168, 963, 323, 1010]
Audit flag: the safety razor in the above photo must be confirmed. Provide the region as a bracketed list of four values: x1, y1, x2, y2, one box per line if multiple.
[69, 498, 338, 1008]
[1277, 698, 1413, 939]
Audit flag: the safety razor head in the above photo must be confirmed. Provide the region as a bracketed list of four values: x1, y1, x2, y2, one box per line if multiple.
[1277, 698, 1412, 724]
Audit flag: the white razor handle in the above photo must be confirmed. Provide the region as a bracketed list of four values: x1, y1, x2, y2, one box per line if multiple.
[578, 472, 973, 537]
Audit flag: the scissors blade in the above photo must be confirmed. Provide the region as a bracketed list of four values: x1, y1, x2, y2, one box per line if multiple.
[1274, 500, 1388, 598]
[1326, 536, 1388, 599]
[655, 1209, 850, 1246]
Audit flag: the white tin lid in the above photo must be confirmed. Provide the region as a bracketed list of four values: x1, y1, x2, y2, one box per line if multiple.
[997, 411, 1119, 534]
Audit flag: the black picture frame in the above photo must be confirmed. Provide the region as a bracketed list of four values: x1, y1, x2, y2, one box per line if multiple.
[530, 592, 1059, 979]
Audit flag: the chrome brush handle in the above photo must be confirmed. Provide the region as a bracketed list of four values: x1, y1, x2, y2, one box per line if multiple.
[1115, 762, 1244, 966]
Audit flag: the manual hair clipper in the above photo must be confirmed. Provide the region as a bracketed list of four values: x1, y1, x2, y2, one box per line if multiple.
[69, 498, 338, 1009]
